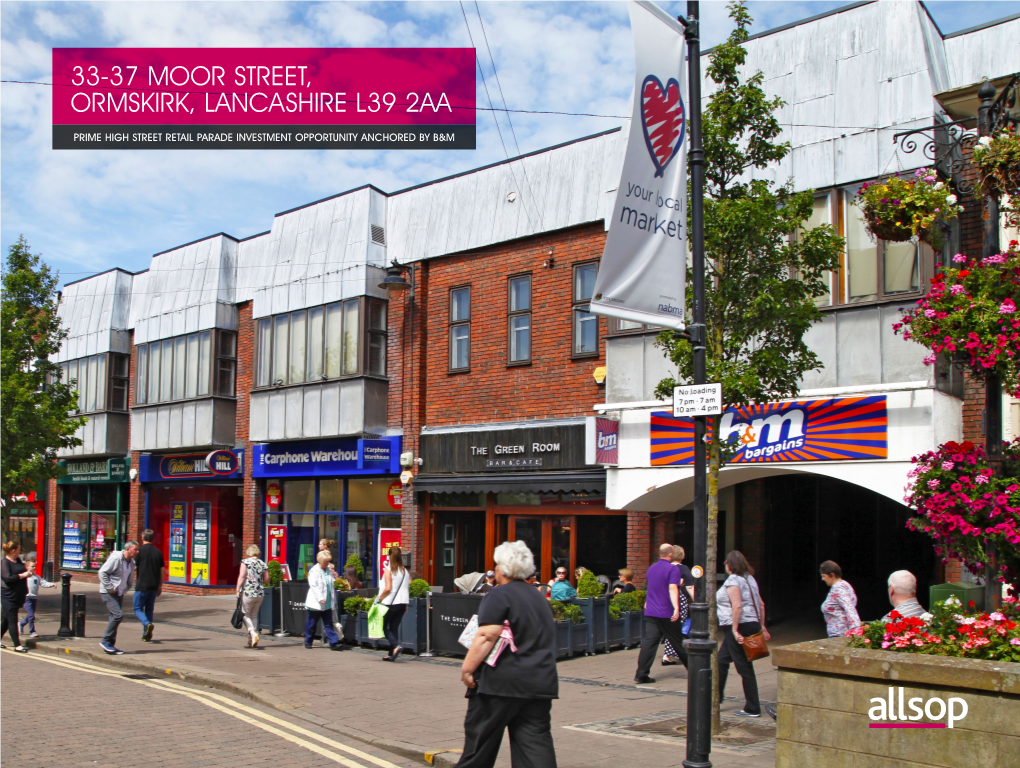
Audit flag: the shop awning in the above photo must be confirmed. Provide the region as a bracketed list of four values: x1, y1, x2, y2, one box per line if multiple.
[411, 470, 605, 495]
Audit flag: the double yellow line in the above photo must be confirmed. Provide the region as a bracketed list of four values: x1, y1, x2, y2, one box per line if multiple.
[3, 649, 405, 768]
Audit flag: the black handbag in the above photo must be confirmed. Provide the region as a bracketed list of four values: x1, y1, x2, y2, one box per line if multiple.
[231, 595, 245, 629]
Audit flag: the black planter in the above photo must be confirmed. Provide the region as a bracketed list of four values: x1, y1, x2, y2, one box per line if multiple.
[340, 613, 357, 644]
[258, 586, 282, 633]
[568, 596, 611, 653]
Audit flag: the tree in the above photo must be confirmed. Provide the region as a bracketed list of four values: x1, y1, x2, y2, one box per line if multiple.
[653, 2, 844, 731]
[1, 236, 85, 521]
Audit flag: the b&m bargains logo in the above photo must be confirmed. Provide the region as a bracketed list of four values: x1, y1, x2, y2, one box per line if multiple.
[868, 687, 968, 729]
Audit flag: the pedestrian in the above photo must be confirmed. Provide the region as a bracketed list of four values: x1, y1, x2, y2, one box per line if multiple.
[662, 546, 694, 667]
[613, 568, 636, 594]
[457, 540, 558, 768]
[473, 570, 496, 594]
[304, 551, 342, 651]
[716, 550, 770, 718]
[1, 541, 32, 652]
[634, 544, 688, 684]
[236, 544, 269, 648]
[344, 564, 363, 591]
[376, 545, 410, 661]
[548, 567, 576, 601]
[19, 553, 55, 638]
[318, 539, 341, 647]
[133, 529, 166, 642]
[819, 560, 861, 637]
[881, 570, 927, 621]
[97, 540, 139, 655]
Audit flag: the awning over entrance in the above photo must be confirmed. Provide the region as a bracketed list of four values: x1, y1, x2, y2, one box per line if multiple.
[413, 470, 605, 495]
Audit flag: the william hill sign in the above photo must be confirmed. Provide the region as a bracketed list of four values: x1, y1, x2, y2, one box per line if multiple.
[138, 450, 244, 482]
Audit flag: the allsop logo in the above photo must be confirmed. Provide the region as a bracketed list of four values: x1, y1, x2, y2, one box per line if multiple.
[868, 687, 968, 728]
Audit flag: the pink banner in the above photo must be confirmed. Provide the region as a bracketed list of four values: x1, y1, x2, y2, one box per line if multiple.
[52, 48, 475, 126]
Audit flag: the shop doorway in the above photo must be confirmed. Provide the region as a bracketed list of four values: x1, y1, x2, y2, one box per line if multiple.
[432, 511, 486, 591]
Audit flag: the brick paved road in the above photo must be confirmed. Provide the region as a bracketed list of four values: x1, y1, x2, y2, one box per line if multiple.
[0, 650, 422, 768]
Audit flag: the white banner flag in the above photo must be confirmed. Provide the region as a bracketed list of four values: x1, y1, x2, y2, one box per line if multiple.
[590, 1, 687, 330]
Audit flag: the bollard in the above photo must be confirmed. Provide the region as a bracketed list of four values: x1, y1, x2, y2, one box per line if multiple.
[57, 573, 74, 637]
[72, 594, 87, 638]
[42, 561, 54, 582]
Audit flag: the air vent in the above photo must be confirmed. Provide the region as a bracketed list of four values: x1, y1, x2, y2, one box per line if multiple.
[370, 225, 386, 246]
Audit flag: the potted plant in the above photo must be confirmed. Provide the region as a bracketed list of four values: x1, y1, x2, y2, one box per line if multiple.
[258, 559, 285, 633]
[610, 589, 646, 648]
[394, 578, 432, 655]
[344, 595, 371, 645]
[568, 570, 610, 654]
[854, 168, 963, 249]
[973, 127, 1020, 225]
[549, 600, 586, 658]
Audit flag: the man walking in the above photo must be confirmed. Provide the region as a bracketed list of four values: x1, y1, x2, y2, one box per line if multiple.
[133, 529, 166, 642]
[881, 570, 927, 621]
[634, 543, 688, 684]
[98, 540, 139, 655]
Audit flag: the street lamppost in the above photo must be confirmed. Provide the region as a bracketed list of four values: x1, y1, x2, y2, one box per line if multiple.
[679, 3, 712, 767]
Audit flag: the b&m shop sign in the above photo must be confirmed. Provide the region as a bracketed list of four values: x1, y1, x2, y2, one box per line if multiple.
[650, 396, 888, 465]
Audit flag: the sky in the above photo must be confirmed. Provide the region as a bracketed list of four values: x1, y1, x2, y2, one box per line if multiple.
[2, 0, 1018, 286]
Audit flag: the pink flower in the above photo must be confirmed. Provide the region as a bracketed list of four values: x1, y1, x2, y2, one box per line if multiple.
[942, 461, 955, 471]
[951, 285, 966, 295]
[925, 309, 937, 318]
[990, 612, 1005, 621]
[881, 641, 891, 649]
[953, 253, 967, 263]
[1000, 298, 1017, 314]
[975, 475, 990, 485]
[927, 479, 940, 490]
[1011, 638, 1020, 646]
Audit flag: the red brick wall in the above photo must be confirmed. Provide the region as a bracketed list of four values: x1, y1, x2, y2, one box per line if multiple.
[234, 301, 262, 553]
[627, 511, 652, 588]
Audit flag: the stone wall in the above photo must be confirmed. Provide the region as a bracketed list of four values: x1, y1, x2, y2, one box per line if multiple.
[774, 638, 1020, 768]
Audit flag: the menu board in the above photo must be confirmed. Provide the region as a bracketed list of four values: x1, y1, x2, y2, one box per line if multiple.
[169, 502, 188, 583]
[190, 502, 210, 585]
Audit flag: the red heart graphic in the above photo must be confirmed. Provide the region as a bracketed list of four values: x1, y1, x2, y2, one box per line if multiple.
[640, 75, 685, 177]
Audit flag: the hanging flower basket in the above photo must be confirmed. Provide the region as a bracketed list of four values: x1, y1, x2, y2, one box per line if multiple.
[973, 127, 1020, 227]
[855, 168, 963, 250]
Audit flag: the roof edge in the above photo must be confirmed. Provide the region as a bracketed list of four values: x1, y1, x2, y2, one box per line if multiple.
[62, 266, 137, 288]
[944, 12, 1020, 40]
[151, 232, 238, 259]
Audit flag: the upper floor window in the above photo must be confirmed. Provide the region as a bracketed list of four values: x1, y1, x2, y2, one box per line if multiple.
[449, 286, 470, 371]
[508, 275, 531, 364]
[255, 297, 387, 388]
[135, 329, 235, 405]
[572, 262, 599, 357]
[57, 352, 130, 414]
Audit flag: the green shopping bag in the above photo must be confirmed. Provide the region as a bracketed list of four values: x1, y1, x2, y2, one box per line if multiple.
[367, 602, 388, 639]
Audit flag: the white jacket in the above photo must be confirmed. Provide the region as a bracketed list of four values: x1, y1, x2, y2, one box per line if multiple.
[304, 564, 333, 611]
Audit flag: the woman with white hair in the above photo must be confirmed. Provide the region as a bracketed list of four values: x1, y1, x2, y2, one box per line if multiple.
[457, 540, 558, 768]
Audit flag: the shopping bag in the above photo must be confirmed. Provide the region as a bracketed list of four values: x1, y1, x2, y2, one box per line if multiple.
[485, 621, 516, 667]
[458, 614, 480, 649]
[367, 603, 388, 639]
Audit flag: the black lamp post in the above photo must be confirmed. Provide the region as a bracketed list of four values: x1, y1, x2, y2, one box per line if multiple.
[679, 3, 713, 766]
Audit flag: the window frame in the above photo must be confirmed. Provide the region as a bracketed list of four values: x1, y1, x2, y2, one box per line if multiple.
[133, 329, 235, 407]
[448, 285, 471, 373]
[571, 261, 600, 359]
[507, 273, 532, 366]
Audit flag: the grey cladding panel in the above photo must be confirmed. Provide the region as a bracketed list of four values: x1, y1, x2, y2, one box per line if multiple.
[881, 303, 929, 383]
[836, 307, 881, 386]
[801, 315, 837, 390]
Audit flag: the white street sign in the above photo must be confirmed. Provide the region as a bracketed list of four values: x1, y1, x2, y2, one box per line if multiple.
[673, 383, 723, 417]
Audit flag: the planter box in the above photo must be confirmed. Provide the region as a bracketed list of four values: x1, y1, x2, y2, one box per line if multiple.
[568, 596, 612, 653]
[340, 613, 357, 644]
[553, 620, 573, 658]
[350, 600, 427, 654]
[773, 637, 1020, 768]
[570, 622, 589, 656]
[623, 610, 644, 647]
[607, 617, 626, 648]
[258, 586, 282, 633]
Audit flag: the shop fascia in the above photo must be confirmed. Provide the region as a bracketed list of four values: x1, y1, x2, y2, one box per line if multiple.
[57, 457, 130, 484]
[137, 450, 244, 481]
[252, 436, 402, 477]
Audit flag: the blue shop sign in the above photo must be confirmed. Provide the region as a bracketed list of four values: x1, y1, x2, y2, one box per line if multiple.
[138, 449, 244, 482]
[252, 436, 401, 478]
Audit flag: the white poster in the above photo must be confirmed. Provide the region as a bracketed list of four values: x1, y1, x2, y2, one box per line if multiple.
[590, 1, 687, 330]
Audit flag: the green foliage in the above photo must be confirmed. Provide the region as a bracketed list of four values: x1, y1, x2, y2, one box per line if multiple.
[344, 595, 371, 616]
[847, 595, 1020, 662]
[344, 553, 365, 579]
[973, 126, 1020, 225]
[854, 169, 963, 249]
[576, 569, 603, 598]
[409, 578, 431, 599]
[1, 236, 86, 505]
[333, 577, 350, 592]
[609, 603, 621, 620]
[266, 560, 284, 588]
[549, 600, 584, 625]
[610, 590, 646, 614]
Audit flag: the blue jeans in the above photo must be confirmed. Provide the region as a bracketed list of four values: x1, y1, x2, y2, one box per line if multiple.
[20, 597, 38, 633]
[133, 590, 157, 627]
[304, 610, 340, 646]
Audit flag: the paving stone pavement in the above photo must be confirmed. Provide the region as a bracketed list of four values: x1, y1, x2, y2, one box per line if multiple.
[19, 583, 820, 767]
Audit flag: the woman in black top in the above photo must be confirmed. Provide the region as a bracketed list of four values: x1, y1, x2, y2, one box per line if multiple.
[2, 541, 32, 652]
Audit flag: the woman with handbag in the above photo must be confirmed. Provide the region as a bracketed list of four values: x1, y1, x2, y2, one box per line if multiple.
[716, 550, 770, 718]
[376, 546, 409, 662]
[235, 544, 269, 648]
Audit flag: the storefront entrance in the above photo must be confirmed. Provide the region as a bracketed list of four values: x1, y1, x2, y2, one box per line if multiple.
[57, 459, 130, 572]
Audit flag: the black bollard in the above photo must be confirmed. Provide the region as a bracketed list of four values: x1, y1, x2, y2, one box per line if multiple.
[72, 594, 87, 638]
[57, 573, 74, 637]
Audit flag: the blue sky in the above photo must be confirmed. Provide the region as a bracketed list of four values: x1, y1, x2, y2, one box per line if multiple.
[1, 0, 1017, 285]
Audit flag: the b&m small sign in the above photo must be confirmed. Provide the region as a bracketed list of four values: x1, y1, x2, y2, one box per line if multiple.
[650, 396, 888, 465]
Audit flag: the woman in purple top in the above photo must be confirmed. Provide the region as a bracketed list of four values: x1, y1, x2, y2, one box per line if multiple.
[819, 560, 861, 637]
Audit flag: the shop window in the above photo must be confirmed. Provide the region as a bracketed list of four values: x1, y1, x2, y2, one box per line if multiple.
[135, 328, 230, 405]
[572, 262, 599, 357]
[449, 286, 471, 371]
[255, 297, 385, 388]
[60, 483, 122, 571]
[508, 274, 532, 364]
[318, 478, 343, 512]
[496, 491, 560, 506]
[59, 352, 129, 414]
[348, 479, 394, 512]
[430, 492, 485, 508]
[282, 480, 315, 512]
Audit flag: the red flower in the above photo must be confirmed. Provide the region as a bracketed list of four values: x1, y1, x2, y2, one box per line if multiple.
[957, 270, 971, 278]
